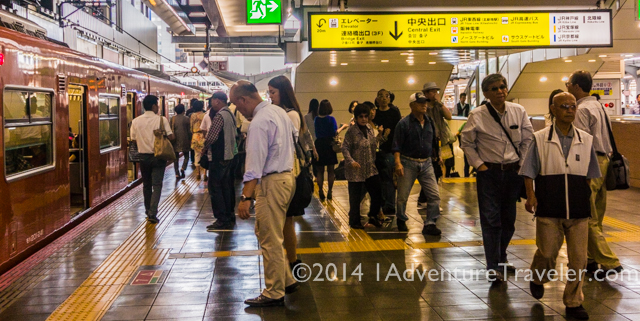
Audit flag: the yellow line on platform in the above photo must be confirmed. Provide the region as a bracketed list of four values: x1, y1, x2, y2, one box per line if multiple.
[47, 174, 201, 321]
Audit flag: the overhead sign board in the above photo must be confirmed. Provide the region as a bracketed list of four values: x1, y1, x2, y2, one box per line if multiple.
[247, 0, 282, 24]
[308, 10, 612, 50]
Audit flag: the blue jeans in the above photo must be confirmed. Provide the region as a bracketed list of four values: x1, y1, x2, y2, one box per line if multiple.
[376, 152, 396, 213]
[396, 158, 440, 225]
[476, 168, 523, 270]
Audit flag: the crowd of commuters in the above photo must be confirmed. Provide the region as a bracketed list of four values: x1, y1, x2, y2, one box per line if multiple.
[130, 70, 622, 318]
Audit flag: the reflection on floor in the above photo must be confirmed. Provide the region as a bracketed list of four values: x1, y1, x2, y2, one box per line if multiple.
[2, 160, 640, 320]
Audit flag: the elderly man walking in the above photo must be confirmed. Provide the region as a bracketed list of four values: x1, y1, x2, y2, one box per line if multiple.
[232, 81, 299, 307]
[461, 73, 534, 282]
[520, 92, 600, 320]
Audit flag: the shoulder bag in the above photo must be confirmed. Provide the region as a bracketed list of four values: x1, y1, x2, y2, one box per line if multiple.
[287, 135, 314, 216]
[601, 108, 630, 190]
[128, 140, 144, 163]
[154, 116, 176, 161]
[486, 103, 527, 199]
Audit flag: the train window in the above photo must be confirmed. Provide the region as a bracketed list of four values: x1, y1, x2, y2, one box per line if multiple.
[98, 95, 120, 151]
[168, 100, 176, 119]
[3, 88, 54, 180]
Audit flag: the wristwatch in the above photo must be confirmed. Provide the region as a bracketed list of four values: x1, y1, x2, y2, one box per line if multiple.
[240, 195, 254, 202]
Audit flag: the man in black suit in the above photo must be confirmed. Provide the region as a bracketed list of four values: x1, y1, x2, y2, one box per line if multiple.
[456, 93, 470, 117]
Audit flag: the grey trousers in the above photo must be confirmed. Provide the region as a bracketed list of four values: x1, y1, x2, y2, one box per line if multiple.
[139, 154, 167, 216]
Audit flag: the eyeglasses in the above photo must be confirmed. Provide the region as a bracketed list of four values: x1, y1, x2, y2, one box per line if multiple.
[565, 82, 572, 87]
[557, 104, 577, 110]
[489, 84, 508, 92]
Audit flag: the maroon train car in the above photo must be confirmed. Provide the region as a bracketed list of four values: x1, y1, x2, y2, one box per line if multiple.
[0, 25, 204, 273]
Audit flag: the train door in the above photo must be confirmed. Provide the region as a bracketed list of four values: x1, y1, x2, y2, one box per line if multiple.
[68, 85, 88, 216]
[126, 92, 137, 183]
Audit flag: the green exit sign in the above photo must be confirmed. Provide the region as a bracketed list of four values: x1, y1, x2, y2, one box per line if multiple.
[247, 0, 282, 24]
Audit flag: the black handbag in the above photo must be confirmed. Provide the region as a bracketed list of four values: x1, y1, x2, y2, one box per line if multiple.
[287, 138, 314, 216]
[486, 103, 527, 200]
[128, 141, 144, 163]
[601, 108, 630, 190]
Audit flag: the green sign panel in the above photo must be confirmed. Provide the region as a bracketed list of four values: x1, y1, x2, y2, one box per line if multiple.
[247, 0, 282, 24]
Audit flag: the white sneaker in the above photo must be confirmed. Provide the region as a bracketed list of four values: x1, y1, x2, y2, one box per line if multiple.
[417, 202, 427, 209]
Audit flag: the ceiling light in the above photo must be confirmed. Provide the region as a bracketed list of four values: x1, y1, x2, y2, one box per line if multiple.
[400, 53, 410, 56]
[565, 60, 572, 62]
[588, 59, 596, 62]
[408, 50, 414, 52]
[429, 52, 438, 55]
[381, 59, 389, 63]
[370, 50, 376, 53]
[429, 62, 436, 65]
[599, 55, 607, 57]
[330, 80, 338, 86]
[330, 51, 336, 53]
[562, 76, 569, 81]
[408, 78, 415, 84]
[625, 54, 634, 57]
[351, 50, 356, 53]
[624, 75, 633, 79]
[340, 63, 348, 66]
[540, 76, 548, 82]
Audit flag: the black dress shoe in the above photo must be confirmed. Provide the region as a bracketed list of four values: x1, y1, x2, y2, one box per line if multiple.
[586, 261, 598, 274]
[397, 220, 408, 232]
[594, 265, 623, 280]
[487, 269, 504, 283]
[244, 294, 284, 307]
[147, 215, 159, 224]
[501, 261, 517, 273]
[327, 191, 332, 200]
[422, 224, 441, 236]
[350, 224, 365, 230]
[319, 190, 326, 201]
[530, 281, 544, 299]
[368, 217, 382, 228]
[207, 221, 233, 231]
[566, 305, 589, 320]
[285, 282, 300, 294]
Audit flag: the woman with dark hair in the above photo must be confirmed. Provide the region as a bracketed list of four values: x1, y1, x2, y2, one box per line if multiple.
[267, 75, 318, 271]
[190, 100, 207, 180]
[342, 102, 386, 229]
[171, 104, 191, 178]
[314, 99, 345, 200]
[305, 99, 319, 141]
[546, 89, 564, 126]
[348, 100, 359, 125]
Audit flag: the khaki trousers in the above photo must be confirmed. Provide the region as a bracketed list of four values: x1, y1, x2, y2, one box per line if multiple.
[531, 217, 588, 308]
[587, 155, 621, 269]
[255, 172, 296, 299]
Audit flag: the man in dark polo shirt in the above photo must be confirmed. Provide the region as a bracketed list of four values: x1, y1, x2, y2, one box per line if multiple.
[392, 92, 441, 235]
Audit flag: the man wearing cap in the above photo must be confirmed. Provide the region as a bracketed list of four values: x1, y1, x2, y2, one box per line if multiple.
[461, 73, 534, 282]
[416, 82, 453, 209]
[392, 92, 442, 235]
[202, 91, 239, 231]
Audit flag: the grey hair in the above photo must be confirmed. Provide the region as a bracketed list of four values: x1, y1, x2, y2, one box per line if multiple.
[481, 73, 508, 92]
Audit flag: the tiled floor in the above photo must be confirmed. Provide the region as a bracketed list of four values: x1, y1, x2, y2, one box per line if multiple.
[2, 163, 640, 320]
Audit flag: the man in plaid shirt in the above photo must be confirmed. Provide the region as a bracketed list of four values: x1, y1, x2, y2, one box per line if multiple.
[201, 91, 239, 231]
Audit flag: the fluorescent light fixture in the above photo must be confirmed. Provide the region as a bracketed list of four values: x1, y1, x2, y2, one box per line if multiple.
[540, 76, 548, 82]
[370, 50, 376, 53]
[599, 55, 607, 57]
[565, 60, 572, 62]
[381, 60, 389, 63]
[341, 63, 348, 66]
[429, 62, 436, 65]
[330, 80, 338, 85]
[624, 75, 633, 79]
[429, 52, 438, 55]
[400, 53, 410, 55]
[625, 54, 634, 57]
[351, 50, 356, 53]
[588, 59, 596, 62]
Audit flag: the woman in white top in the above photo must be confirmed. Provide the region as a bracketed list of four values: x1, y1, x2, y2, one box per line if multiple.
[267, 75, 317, 273]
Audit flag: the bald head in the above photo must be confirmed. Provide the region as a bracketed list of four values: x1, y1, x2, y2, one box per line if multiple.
[230, 80, 263, 119]
[552, 92, 576, 107]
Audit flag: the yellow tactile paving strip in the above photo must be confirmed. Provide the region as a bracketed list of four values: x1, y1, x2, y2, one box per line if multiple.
[47, 174, 200, 321]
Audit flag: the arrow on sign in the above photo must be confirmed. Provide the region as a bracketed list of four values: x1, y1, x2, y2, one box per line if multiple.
[389, 21, 403, 41]
[267, 0, 279, 12]
[317, 18, 326, 28]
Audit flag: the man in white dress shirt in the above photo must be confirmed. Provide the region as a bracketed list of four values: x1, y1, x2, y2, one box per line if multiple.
[231, 80, 300, 307]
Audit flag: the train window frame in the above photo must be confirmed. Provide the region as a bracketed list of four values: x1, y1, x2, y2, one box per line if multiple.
[98, 94, 121, 153]
[2, 86, 56, 183]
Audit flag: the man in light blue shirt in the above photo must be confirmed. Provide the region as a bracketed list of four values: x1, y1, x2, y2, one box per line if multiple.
[231, 80, 299, 307]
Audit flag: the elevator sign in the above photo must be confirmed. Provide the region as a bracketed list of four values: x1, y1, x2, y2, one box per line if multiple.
[247, 0, 282, 24]
[308, 10, 612, 50]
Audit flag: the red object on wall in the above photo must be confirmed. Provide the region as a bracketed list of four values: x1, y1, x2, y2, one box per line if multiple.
[0, 53, 4, 65]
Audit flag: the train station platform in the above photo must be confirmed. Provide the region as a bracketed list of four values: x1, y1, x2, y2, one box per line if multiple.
[2, 163, 640, 321]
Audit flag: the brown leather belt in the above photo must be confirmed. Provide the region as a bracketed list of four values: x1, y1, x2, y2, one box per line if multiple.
[484, 162, 520, 172]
